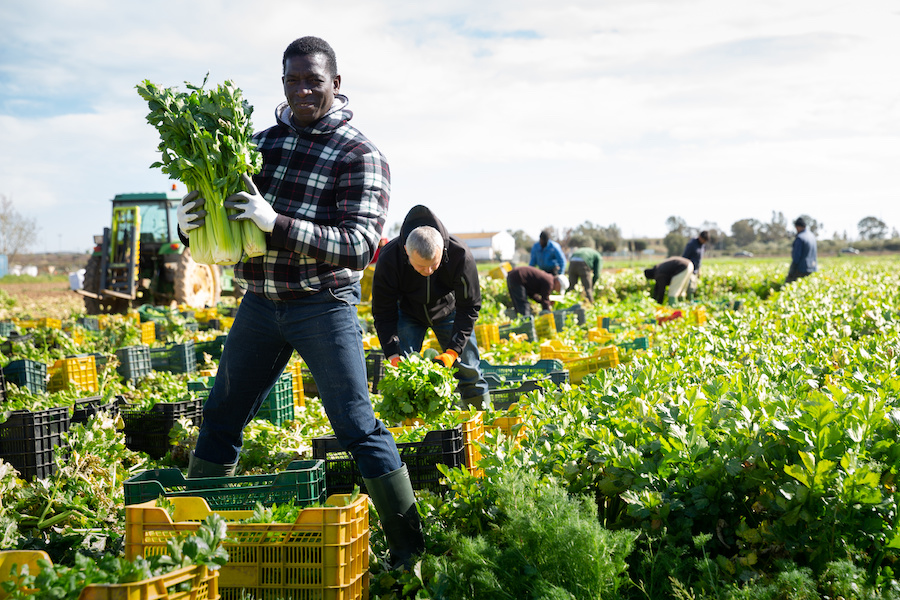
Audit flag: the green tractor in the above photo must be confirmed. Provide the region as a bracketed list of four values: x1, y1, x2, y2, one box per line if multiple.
[77, 189, 235, 314]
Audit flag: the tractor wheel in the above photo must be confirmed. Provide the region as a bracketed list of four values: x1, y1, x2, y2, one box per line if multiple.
[82, 254, 129, 314]
[174, 249, 221, 309]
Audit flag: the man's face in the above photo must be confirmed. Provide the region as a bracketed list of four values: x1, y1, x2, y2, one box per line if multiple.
[539, 234, 548, 248]
[408, 249, 442, 277]
[283, 53, 340, 128]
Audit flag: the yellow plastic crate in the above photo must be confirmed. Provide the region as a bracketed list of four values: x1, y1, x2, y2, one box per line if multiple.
[539, 339, 583, 361]
[691, 307, 708, 325]
[359, 264, 376, 302]
[566, 347, 620, 384]
[534, 312, 557, 340]
[66, 326, 85, 345]
[587, 327, 614, 344]
[125, 494, 368, 600]
[218, 317, 234, 331]
[140, 321, 157, 345]
[0, 550, 219, 600]
[12, 319, 38, 330]
[290, 360, 306, 408]
[474, 323, 500, 350]
[487, 261, 513, 280]
[48, 355, 98, 393]
[193, 307, 219, 323]
[37, 317, 62, 329]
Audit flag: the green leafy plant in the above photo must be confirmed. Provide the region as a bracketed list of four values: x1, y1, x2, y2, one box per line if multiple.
[136, 75, 264, 264]
[376, 354, 457, 424]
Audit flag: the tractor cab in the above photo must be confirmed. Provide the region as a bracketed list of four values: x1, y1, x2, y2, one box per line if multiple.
[77, 188, 223, 314]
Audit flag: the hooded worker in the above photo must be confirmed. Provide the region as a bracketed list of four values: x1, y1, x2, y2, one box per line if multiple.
[372, 205, 491, 410]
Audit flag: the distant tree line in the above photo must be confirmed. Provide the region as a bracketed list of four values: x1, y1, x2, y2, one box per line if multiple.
[507, 213, 897, 257]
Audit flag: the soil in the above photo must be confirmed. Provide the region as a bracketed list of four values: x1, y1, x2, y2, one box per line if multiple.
[0, 279, 87, 320]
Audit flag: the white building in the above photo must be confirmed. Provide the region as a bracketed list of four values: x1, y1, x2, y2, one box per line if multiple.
[453, 231, 516, 262]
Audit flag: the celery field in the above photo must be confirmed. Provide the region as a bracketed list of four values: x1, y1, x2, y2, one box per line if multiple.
[0, 256, 898, 599]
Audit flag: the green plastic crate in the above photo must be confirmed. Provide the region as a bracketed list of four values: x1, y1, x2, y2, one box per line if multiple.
[256, 370, 294, 425]
[187, 376, 215, 402]
[123, 459, 326, 509]
[480, 359, 565, 384]
[3, 359, 47, 394]
[149, 341, 196, 374]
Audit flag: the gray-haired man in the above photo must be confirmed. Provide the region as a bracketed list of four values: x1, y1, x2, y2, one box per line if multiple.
[372, 205, 491, 409]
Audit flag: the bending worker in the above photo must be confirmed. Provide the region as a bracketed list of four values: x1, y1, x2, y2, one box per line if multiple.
[529, 230, 566, 275]
[506, 265, 569, 317]
[644, 256, 693, 305]
[681, 230, 709, 300]
[567, 246, 603, 304]
[372, 205, 492, 410]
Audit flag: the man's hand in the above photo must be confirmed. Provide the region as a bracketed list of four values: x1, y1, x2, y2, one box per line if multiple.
[432, 349, 458, 368]
[388, 355, 401, 367]
[177, 191, 206, 233]
[224, 173, 278, 233]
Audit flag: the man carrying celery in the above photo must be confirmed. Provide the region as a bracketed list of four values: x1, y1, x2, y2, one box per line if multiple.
[176, 36, 424, 570]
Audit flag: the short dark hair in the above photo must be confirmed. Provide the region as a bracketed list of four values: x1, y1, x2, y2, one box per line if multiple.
[283, 36, 338, 77]
[794, 217, 806, 228]
[699, 230, 709, 241]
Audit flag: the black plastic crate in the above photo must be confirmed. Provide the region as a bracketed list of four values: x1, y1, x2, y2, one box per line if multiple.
[489, 379, 545, 411]
[365, 350, 385, 392]
[193, 335, 227, 362]
[0, 332, 34, 357]
[3, 359, 47, 394]
[120, 399, 203, 458]
[0, 407, 70, 480]
[553, 305, 586, 330]
[312, 426, 464, 495]
[71, 396, 121, 425]
[116, 345, 153, 381]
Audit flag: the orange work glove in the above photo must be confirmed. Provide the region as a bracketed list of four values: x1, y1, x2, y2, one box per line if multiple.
[432, 349, 459, 368]
[388, 355, 401, 367]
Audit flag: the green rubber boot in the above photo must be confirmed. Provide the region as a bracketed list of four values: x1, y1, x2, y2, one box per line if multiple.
[187, 452, 238, 478]
[364, 464, 425, 570]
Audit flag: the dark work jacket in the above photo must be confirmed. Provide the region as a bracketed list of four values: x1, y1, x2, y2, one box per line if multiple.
[507, 266, 555, 311]
[682, 238, 704, 274]
[372, 205, 481, 358]
[645, 257, 691, 304]
[788, 229, 818, 277]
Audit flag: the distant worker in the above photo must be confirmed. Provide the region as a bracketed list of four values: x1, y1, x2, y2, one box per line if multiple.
[529, 230, 566, 275]
[506, 265, 569, 317]
[372, 205, 491, 410]
[567, 247, 603, 304]
[785, 217, 817, 284]
[681, 230, 709, 299]
[644, 256, 693, 305]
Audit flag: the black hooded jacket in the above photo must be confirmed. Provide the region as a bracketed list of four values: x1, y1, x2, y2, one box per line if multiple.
[372, 205, 481, 358]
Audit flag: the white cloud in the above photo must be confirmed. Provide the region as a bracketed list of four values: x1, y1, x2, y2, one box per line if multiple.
[0, 0, 898, 253]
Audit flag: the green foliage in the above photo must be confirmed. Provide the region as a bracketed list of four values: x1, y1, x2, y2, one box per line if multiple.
[1, 514, 228, 599]
[376, 354, 458, 424]
[136, 76, 264, 264]
[418, 468, 636, 599]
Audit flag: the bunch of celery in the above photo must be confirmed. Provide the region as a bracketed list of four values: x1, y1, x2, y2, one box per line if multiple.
[136, 76, 267, 265]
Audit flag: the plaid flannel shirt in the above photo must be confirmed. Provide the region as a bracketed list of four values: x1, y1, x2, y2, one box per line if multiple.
[235, 95, 390, 300]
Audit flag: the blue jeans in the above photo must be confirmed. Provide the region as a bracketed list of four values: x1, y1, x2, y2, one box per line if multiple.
[194, 285, 401, 479]
[396, 310, 490, 406]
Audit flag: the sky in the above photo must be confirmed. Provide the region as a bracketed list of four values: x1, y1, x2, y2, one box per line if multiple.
[1, 0, 898, 254]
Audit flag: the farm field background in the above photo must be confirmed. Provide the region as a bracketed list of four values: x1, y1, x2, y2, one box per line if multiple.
[0, 255, 898, 599]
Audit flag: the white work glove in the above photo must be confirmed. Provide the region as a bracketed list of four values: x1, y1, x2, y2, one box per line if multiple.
[224, 173, 278, 233]
[177, 191, 206, 233]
